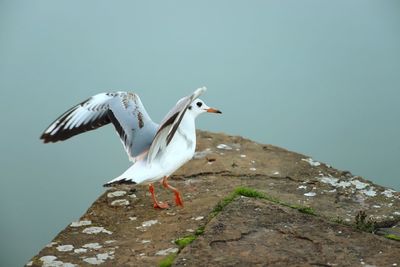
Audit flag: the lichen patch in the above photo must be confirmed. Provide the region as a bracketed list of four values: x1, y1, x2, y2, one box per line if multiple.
[82, 243, 102, 250]
[70, 220, 92, 227]
[56, 244, 74, 252]
[74, 248, 87, 254]
[107, 191, 127, 198]
[82, 226, 112, 235]
[217, 144, 232, 150]
[155, 247, 179, 256]
[83, 251, 114, 265]
[39, 255, 76, 267]
[111, 199, 130, 206]
[301, 158, 321, 167]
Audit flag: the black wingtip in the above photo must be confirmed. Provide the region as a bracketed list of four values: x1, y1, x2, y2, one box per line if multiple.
[40, 133, 58, 144]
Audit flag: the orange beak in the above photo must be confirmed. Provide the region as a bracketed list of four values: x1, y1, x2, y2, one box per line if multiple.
[206, 108, 222, 114]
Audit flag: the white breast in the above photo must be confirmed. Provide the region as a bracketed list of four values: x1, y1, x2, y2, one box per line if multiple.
[158, 117, 196, 175]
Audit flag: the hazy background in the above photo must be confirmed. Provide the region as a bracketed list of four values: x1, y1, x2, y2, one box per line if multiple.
[1, 1, 399, 266]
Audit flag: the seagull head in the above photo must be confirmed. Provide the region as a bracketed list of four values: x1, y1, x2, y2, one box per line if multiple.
[188, 98, 222, 118]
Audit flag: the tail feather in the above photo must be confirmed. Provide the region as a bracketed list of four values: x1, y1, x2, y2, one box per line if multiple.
[103, 178, 136, 187]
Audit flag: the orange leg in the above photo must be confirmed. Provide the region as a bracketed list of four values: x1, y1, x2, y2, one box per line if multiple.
[149, 183, 169, 209]
[161, 176, 184, 207]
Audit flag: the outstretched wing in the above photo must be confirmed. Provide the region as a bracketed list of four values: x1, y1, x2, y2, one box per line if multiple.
[146, 87, 206, 164]
[40, 92, 158, 161]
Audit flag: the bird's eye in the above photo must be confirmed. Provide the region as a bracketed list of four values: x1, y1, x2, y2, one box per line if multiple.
[188, 106, 192, 110]
[196, 102, 203, 107]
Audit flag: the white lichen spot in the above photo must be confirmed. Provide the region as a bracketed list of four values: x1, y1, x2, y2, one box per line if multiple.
[82, 251, 114, 265]
[107, 190, 127, 198]
[193, 149, 212, 159]
[56, 244, 74, 252]
[240, 154, 247, 158]
[320, 177, 351, 188]
[361, 188, 377, 197]
[40, 255, 76, 267]
[249, 167, 257, 171]
[302, 158, 321, 167]
[372, 205, 381, 209]
[111, 199, 130, 206]
[40, 256, 58, 264]
[351, 180, 369, 190]
[105, 240, 116, 244]
[70, 220, 92, 227]
[82, 226, 112, 235]
[298, 185, 307, 190]
[393, 211, 400, 216]
[83, 257, 103, 265]
[83, 243, 102, 250]
[217, 144, 232, 150]
[273, 171, 280, 175]
[97, 251, 114, 261]
[46, 242, 58, 248]
[129, 217, 138, 221]
[186, 229, 194, 233]
[128, 193, 137, 198]
[194, 216, 204, 221]
[155, 247, 179, 256]
[141, 240, 151, 244]
[382, 189, 396, 198]
[141, 220, 158, 227]
[136, 219, 159, 230]
[74, 248, 87, 253]
[304, 192, 316, 197]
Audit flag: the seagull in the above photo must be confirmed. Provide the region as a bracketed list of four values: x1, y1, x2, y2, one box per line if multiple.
[40, 87, 221, 209]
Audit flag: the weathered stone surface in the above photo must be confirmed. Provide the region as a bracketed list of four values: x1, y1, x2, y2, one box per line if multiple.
[175, 197, 400, 267]
[27, 131, 400, 266]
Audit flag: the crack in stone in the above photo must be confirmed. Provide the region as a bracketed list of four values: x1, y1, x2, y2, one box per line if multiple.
[209, 230, 257, 246]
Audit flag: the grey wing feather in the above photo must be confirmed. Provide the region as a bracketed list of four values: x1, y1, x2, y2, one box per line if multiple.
[40, 92, 158, 161]
[146, 87, 206, 164]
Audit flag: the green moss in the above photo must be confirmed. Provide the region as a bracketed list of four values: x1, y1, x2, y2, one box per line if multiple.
[159, 253, 176, 267]
[234, 187, 266, 199]
[175, 235, 196, 249]
[195, 226, 205, 236]
[210, 192, 237, 217]
[293, 205, 316, 215]
[211, 186, 318, 219]
[385, 234, 400, 241]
